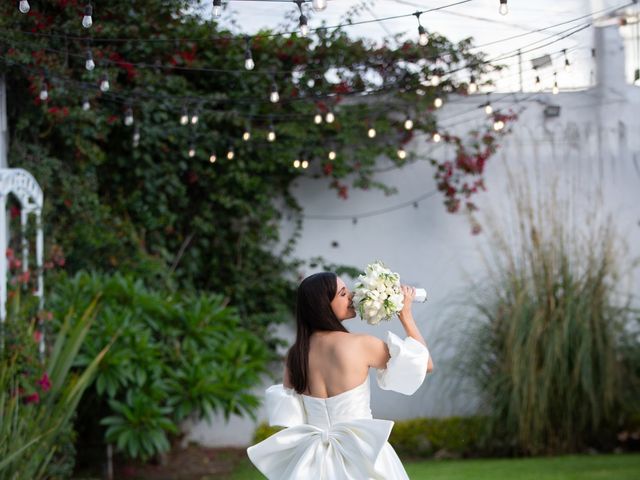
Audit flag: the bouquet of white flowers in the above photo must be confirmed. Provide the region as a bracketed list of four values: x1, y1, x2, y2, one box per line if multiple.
[353, 261, 426, 325]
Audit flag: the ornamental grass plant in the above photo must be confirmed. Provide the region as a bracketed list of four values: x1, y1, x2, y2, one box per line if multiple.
[0, 297, 110, 479]
[457, 169, 639, 455]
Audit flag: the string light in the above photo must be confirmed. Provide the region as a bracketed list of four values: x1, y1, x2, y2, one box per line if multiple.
[493, 119, 505, 131]
[267, 123, 276, 142]
[39, 81, 48, 102]
[99, 74, 109, 92]
[82, 3, 93, 29]
[226, 147, 235, 160]
[328, 149, 336, 160]
[313, 112, 323, 124]
[552, 72, 559, 94]
[468, 74, 478, 94]
[244, 37, 255, 71]
[18, 0, 30, 14]
[190, 111, 199, 125]
[484, 93, 493, 115]
[242, 126, 251, 141]
[325, 110, 335, 123]
[367, 123, 376, 138]
[212, 0, 223, 19]
[313, 0, 327, 12]
[563, 49, 571, 72]
[397, 147, 407, 159]
[133, 125, 140, 148]
[293, 158, 301, 168]
[270, 81, 280, 103]
[188, 144, 196, 157]
[124, 106, 134, 126]
[180, 106, 189, 125]
[414, 12, 429, 46]
[85, 49, 95, 71]
[499, 0, 508, 16]
[404, 116, 414, 130]
[634, 68, 640, 86]
[296, 1, 309, 38]
[301, 159, 309, 169]
[434, 96, 443, 108]
[82, 96, 90, 111]
[431, 75, 440, 86]
[209, 153, 217, 163]
[432, 131, 441, 142]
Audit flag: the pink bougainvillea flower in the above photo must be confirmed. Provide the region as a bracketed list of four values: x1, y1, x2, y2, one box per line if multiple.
[33, 330, 43, 343]
[25, 392, 40, 404]
[37, 373, 51, 392]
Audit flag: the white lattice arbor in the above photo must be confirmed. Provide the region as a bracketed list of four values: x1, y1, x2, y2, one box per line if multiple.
[0, 168, 44, 353]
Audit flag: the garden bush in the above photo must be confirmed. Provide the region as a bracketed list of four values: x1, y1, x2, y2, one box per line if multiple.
[47, 271, 274, 461]
[457, 173, 640, 455]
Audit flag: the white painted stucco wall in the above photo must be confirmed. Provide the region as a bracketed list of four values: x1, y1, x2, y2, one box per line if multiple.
[185, 22, 640, 447]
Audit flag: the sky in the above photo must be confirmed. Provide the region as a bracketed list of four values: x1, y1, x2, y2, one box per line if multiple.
[192, 0, 640, 92]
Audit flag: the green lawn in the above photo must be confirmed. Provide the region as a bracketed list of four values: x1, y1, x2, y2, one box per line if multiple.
[229, 453, 640, 479]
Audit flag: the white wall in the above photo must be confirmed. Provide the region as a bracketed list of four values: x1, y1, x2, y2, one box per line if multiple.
[185, 24, 640, 447]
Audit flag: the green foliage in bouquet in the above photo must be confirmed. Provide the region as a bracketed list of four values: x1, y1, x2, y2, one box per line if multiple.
[0, 297, 109, 479]
[457, 172, 640, 455]
[48, 272, 274, 460]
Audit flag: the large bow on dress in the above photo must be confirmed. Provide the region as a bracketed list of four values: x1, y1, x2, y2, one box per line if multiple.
[246, 417, 394, 480]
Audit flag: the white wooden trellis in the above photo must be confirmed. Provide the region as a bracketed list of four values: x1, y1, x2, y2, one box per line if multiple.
[0, 168, 44, 355]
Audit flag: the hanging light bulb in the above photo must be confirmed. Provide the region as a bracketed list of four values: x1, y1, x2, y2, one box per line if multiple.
[468, 74, 478, 94]
[82, 97, 90, 111]
[85, 49, 95, 71]
[499, 0, 508, 16]
[484, 103, 493, 115]
[552, 72, 559, 94]
[404, 116, 414, 130]
[493, 119, 505, 131]
[328, 150, 336, 160]
[299, 15, 309, 37]
[39, 82, 48, 102]
[563, 49, 571, 73]
[312, 0, 327, 11]
[212, 0, 223, 18]
[190, 112, 199, 125]
[314, 112, 323, 124]
[209, 153, 217, 163]
[133, 126, 140, 148]
[434, 96, 443, 108]
[226, 147, 235, 160]
[124, 107, 134, 126]
[270, 82, 280, 103]
[188, 145, 196, 157]
[397, 147, 407, 160]
[267, 125, 276, 142]
[244, 37, 254, 70]
[99, 74, 109, 92]
[242, 128, 251, 141]
[180, 106, 189, 125]
[82, 4, 93, 28]
[432, 132, 441, 143]
[301, 160, 309, 169]
[431, 74, 440, 86]
[367, 126, 376, 138]
[18, 0, 30, 14]
[325, 111, 335, 123]
[417, 25, 429, 46]
[634, 68, 640, 86]
[293, 158, 301, 168]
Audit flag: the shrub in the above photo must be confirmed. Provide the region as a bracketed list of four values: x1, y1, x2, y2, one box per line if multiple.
[457, 173, 640, 455]
[0, 297, 109, 479]
[48, 271, 274, 461]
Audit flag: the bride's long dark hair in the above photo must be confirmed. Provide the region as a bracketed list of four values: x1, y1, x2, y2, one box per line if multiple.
[286, 272, 349, 394]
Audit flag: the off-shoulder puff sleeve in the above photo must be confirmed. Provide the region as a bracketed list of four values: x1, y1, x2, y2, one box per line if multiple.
[376, 330, 430, 395]
[264, 384, 306, 427]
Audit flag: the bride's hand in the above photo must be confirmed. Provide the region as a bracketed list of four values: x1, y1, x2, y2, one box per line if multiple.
[398, 285, 416, 318]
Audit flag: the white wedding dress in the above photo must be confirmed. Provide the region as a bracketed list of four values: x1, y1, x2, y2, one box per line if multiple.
[247, 331, 430, 479]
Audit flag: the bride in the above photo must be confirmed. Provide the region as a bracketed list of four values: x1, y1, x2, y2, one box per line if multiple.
[247, 272, 434, 479]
